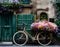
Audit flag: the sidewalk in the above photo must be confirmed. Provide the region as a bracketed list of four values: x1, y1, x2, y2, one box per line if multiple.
[0, 45, 60, 47]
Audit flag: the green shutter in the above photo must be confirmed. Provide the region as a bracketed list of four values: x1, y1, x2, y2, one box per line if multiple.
[17, 14, 34, 35]
[0, 15, 1, 41]
[20, 0, 30, 4]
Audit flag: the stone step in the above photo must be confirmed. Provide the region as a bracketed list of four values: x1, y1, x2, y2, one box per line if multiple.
[0, 42, 13, 46]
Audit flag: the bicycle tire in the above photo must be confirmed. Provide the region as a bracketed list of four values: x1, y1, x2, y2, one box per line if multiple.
[37, 32, 52, 46]
[13, 31, 28, 45]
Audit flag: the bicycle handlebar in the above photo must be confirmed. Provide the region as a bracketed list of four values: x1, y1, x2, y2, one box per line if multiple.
[22, 22, 26, 28]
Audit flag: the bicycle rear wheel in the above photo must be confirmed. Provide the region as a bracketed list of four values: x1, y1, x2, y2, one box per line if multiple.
[37, 32, 52, 46]
[13, 31, 28, 45]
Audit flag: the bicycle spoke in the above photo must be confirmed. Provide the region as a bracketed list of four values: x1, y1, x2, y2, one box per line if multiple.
[37, 32, 52, 45]
[13, 31, 28, 45]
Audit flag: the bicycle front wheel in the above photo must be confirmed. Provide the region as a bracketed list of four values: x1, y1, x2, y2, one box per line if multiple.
[37, 32, 52, 46]
[13, 31, 28, 45]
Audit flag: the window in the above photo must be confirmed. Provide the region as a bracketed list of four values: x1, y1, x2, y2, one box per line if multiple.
[40, 12, 48, 20]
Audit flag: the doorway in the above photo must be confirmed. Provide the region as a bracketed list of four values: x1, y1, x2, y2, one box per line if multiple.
[0, 11, 13, 42]
[40, 12, 48, 20]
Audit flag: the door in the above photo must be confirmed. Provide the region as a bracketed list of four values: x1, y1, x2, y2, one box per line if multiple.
[1, 15, 13, 42]
[0, 15, 1, 41]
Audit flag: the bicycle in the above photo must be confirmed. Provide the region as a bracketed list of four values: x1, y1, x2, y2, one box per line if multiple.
[13, 23, 54, 46]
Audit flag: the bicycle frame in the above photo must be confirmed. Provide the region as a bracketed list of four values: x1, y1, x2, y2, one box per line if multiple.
[23, 27, 38, 41]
